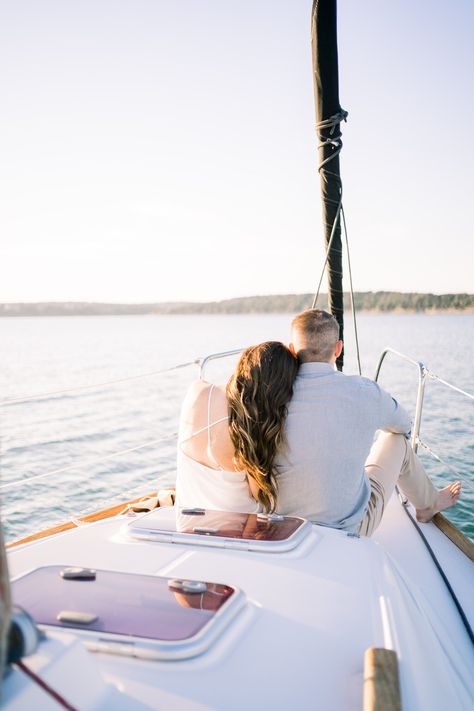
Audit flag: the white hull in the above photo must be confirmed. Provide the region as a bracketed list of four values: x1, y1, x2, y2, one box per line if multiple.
[4, 492, 473, 710]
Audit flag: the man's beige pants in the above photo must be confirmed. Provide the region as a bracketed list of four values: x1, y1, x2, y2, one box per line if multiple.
[358, 432, 438, 536]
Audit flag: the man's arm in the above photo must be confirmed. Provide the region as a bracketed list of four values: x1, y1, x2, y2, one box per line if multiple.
[374, 382, 412, 435]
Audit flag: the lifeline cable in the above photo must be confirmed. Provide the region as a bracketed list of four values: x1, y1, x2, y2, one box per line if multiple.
[1, 359, 199, 407]
[0, 432, 178, 492]
[417, 439, 474, 493]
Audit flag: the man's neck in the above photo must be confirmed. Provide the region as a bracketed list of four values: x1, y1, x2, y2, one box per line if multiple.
[298, 358, 334, 366]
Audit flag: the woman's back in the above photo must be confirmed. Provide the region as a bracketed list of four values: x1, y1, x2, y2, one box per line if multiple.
[176, 381, 259, 512]
[176, 342, 298, 514]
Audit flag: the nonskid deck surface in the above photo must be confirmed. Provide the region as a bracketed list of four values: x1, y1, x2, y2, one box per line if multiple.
[6, 496, 474, 711]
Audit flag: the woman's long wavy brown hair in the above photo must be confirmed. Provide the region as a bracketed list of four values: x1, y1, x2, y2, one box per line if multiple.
[226, 342, 298, 512]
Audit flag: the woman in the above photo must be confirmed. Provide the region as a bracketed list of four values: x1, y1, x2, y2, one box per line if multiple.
[176, 341, 298, 513]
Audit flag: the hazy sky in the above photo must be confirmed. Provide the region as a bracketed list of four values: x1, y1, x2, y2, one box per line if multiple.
[1, 0, 473, 303]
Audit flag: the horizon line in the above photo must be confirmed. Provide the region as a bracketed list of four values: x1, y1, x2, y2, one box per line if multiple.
[1, 289, 473, 306]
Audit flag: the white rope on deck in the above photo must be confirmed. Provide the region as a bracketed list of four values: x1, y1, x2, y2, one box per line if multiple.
[1, 359, 199, 407]
[70, 479, 167, 524]
[0, 433, 178, 492]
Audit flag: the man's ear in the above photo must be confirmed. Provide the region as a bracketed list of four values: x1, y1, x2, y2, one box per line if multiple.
[289, 342, 297, 356]
[335, 340, 343, 358]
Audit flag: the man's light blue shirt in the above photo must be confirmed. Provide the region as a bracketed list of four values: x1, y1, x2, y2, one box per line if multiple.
[275, 362, 411, 532]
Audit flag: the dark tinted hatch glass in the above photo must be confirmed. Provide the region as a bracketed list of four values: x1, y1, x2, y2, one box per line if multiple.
[150, 509, 304, 541]
[12, 566, 234, 640]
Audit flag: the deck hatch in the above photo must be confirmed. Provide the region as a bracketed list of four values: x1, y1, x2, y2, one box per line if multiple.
[125, 508, 312, 551]
[11, 566, 244, 660]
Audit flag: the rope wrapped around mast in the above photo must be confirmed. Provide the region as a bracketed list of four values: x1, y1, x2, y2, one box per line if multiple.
[311, 0, 347, 370]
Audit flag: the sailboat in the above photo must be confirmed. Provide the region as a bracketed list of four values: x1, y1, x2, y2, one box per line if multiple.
[1, 2, 473, 709]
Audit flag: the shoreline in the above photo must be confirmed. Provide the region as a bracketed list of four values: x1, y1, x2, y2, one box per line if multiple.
[0, 308, 473, 318]
[0, 293, 473, 317]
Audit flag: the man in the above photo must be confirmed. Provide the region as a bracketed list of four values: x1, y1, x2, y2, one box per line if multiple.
[275, 309, 461, 535]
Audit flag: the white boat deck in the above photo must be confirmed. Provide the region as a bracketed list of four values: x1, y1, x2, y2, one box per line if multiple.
[5, 495, 474, 711]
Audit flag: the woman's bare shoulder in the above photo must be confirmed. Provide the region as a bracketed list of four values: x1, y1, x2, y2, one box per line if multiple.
[183, 381, 226, 407]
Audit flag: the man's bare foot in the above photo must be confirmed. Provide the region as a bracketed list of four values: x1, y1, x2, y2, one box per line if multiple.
[416, 481, 462, 523]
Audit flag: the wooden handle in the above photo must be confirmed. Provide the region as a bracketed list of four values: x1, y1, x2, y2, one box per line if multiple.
[363, 647, 401, 711]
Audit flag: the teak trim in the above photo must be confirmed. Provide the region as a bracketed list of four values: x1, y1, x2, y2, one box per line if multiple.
[5, 489, 177, 549]
[432, 513, 474, 562]
[7, 491, 472, 563]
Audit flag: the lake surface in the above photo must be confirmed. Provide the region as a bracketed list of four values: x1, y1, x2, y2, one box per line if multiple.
[0, 313, 473, 541]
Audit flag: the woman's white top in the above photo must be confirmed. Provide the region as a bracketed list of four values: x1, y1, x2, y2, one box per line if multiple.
[176, 384, 260, 513]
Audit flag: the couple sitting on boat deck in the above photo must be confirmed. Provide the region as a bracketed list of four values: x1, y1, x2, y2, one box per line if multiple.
[176, 309, 461, 535]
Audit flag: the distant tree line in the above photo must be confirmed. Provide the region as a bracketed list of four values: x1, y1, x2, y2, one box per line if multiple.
[0, 292, 473, 317]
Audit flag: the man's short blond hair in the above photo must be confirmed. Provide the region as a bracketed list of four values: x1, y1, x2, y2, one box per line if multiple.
[291, 309, 340, 362]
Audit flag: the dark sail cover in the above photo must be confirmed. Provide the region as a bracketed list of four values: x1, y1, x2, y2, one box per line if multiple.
[311, 0, 346, 369]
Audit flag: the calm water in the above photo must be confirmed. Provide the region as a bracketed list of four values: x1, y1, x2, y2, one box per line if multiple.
[0, 313, 473, 541]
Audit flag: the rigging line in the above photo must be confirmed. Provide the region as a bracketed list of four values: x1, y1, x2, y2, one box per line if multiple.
[341, 206, 362, 375]
[312, 199, 342, 308]
[0, 433, 178, 492]
[1, 359, 200, 407]
[417, 439, 474, 492]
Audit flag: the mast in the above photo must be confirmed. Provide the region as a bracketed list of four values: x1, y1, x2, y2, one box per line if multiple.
[311, 0, 347, 370]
